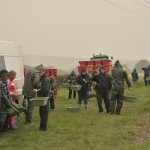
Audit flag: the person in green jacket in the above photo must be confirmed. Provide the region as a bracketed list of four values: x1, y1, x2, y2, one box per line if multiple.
[22, 64, 43, 123]
[67, 71, 77, 99]
[110, 60, 132, 115]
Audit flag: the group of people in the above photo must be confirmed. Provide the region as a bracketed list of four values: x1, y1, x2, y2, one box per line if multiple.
[67, 60, 132, 115]
[142, 65, 150, 86]
[23, 65, 56, 131]
[1, 59, 145, 133]
[0, 64, 57, 132]
[131, 65, 150, 87]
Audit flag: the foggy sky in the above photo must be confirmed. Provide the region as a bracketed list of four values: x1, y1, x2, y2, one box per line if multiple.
[0, 0, 150, 60]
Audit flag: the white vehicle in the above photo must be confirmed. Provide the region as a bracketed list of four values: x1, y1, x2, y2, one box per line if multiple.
[0, 40, 24, 97]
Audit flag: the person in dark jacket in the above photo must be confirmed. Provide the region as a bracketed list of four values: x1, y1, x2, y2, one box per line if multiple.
[76, 69, 91, 110]
[91, 66, 112, 113]
[67, 71, 77, 99]
[0, 69, 12, 132]
[110, 60, 132, 115]
[142, 67, 149, 86]
[131, 68, 139, 87]
[34, 67, 50, 131]
[49, 76, 56, 111]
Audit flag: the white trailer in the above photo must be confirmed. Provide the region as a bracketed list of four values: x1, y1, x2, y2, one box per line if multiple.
[0, 40, 24, 97]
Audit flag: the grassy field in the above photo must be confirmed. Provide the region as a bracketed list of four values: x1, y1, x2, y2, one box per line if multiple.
[0, 79, 150, 150]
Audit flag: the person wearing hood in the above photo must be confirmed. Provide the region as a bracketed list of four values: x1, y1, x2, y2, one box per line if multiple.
[142, 67, 149, 86]
[91, 66, 112, 113]
[131, 68, 139, 87]
[110, 60, 131, 115]
[67, 71, 77, 99]
[22, 64, 43, 123]
[76, 69, 91, 110]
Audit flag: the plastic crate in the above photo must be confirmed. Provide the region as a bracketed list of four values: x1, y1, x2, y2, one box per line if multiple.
[70, 85, 82, 91]
[29, 97, 49, 107]
[78, 66, 86, 74]
[146, 76, 150, 81]
[79, 61, 87, 66]
[87, 61, 94, 65]
[87, 70, 93, 75]
[66, 107, 78, 112]
[86, 65, 94, 71]
[7, 103, 20, 116]
[124, 96, 137, 102]
[88, 91, 96, 98]
[101, 60, 109, 66]
[94, 61, 102, 66]
[93, 65, 100, 70]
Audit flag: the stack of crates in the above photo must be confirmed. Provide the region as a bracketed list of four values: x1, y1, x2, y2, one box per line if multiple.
[45, 68, 58, 97]
[78, 59, 112, 75]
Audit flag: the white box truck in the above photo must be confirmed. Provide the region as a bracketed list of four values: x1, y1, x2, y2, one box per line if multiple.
[0, 40, 24, 99]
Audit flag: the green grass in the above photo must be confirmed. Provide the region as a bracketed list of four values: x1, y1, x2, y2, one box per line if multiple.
[0, 80, 150, 150]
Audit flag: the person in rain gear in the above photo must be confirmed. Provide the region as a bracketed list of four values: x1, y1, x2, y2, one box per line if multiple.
[22, 64, 43, 123]
[131, 68, 139, 87]
[110, 60, 131, 115]
[0, 69, 12, 132]
[76, 69, 91, 110]
[91, 66, 112, 113]
[33, 67, 50, 131]
[67, 71, 77, 99]
[49, 76, 56, 111]
[142, 67, 149, 86]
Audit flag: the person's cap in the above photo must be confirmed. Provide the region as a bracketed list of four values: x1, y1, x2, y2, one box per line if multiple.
[0, 69, 9, 75]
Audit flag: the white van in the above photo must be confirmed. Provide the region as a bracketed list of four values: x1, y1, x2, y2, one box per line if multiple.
[0, 40, 24, 97]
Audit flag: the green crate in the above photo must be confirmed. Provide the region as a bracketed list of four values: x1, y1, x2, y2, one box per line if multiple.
[146, 76, 150, 81]
[0, 111, 8, 122]
[88, 91, 96, 98]
[18, 106, 27, 114]
[70, 85, 82, 91]
[7, 103, 20, 116]
[29, 97, 49, 107]
[61, 83, 70, 88]
[66, 107, 79, 112]
[124, 96, 137, 102]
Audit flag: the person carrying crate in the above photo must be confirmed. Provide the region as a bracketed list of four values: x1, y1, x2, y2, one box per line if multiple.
[76, 69, 91, 110]
[33, 67, 50, 131]
[22, 64, 42, 123]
